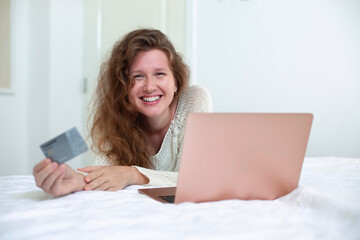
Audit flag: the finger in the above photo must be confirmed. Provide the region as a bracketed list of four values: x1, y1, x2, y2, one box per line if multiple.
[34, 162, 58, 188]
[91, 181, 112, 191]
[84, 168, 104, 183]
[33, 158, 52, 175]
[84, 176, 107, 190]
[77, 166, 99, 173]
[41, 164, 65, 192]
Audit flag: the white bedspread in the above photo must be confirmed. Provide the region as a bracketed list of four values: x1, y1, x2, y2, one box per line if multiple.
[1, 157, 359, 240]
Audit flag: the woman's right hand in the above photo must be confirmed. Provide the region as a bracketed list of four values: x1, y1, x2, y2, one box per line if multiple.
[33, 158, 86, 197]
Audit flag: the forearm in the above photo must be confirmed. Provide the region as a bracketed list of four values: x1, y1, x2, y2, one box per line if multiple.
[131, 167, 150, 185]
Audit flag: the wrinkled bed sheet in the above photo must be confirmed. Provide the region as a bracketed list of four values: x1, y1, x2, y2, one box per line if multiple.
[0, 157, 359, 240]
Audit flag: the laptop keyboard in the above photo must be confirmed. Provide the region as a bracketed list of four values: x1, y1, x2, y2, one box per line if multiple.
[159, 195, 175, 203]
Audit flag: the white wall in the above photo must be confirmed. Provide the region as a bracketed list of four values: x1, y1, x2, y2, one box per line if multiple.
[190, 0, 360, 157]
[47, 0, 85, 171]
[0, 0, 30, 175]
[0, 0, 85, 176]
[27, 0, 50, 176]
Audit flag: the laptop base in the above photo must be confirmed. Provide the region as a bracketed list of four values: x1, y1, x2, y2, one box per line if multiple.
[138, 187, 177, 204]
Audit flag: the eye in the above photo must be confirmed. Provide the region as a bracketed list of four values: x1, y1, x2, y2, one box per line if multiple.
[133, 74, 144, 80]
[155, 72, 165, 77]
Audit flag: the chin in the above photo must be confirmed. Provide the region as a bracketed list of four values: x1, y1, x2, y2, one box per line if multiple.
[141, 112, 162, 118]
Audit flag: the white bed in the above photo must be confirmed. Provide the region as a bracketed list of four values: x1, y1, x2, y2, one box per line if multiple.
[1, 157, 359, 240]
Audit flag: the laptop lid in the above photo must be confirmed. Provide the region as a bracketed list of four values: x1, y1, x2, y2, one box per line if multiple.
[174, 113, 313, 203]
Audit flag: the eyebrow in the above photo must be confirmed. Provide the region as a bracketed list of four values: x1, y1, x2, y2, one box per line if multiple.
[155, 68, 168, 71]
[130, 68, 170, 75]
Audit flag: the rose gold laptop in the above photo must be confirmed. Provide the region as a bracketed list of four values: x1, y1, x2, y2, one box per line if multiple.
[138, 113, 313, 204]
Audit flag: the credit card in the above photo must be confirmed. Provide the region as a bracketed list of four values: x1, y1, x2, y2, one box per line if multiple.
[40, 127, 88, 164]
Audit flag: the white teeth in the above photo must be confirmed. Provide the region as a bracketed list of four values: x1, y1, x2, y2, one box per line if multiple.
[142, 96, 160, 102]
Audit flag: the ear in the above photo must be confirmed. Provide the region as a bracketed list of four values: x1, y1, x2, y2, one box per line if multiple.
[174, 81, 178, 93]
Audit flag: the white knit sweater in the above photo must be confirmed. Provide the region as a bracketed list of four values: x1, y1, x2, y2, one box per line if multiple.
[94, 85, 213, 186]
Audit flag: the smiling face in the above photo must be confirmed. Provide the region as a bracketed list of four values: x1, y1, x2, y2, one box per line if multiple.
[128, 49, 178, 122]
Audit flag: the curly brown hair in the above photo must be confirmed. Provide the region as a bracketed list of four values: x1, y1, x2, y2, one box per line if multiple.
[89, 29, 190, 168]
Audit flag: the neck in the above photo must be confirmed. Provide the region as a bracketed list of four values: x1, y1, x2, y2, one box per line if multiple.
[145, 99, 178, 155]
[146, 99, 178, 134]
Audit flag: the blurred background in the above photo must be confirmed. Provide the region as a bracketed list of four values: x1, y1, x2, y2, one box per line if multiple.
[0, 0, 359, 176]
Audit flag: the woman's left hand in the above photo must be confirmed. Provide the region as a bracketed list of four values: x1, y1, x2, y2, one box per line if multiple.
[77, 166, 149, 191]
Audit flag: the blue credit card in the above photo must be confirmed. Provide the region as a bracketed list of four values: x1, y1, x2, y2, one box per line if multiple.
[40, 127, 88, 164]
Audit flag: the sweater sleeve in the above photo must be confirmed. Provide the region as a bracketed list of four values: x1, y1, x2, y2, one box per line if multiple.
[133, 166, 178, 187]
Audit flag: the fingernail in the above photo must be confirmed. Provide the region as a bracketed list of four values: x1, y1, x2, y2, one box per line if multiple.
[51, 162, 57, 168]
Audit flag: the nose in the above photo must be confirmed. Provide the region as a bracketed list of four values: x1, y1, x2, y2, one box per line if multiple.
[143, 76, 156, 92]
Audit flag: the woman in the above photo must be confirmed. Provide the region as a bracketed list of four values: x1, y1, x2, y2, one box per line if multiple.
[33, 29, 212, 197]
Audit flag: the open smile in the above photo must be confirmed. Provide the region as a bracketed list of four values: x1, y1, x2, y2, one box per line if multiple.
[141, 95, 162, 102]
